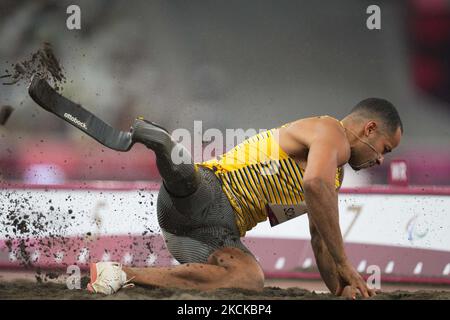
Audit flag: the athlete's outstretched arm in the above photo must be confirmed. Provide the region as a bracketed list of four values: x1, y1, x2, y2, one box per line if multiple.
[300, 122, 373, 298]
[302, 128, 348, 266]
[309, 218, 339, 293]
[308, 171, 345, 294]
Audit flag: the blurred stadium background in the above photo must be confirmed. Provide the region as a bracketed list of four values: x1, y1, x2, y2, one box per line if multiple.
[0, 0, 449, 296]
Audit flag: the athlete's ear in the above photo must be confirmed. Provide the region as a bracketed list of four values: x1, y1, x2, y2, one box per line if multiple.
[364, 121, 377, 136]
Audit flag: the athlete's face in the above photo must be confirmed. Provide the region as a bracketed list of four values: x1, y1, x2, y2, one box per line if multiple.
[347, 121, 402, 171]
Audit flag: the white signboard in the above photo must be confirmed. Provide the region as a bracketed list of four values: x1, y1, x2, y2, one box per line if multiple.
[1, 188, 449, 252]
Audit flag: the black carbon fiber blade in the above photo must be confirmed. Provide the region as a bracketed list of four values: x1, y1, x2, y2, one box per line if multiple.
[28, 76, 133, 152]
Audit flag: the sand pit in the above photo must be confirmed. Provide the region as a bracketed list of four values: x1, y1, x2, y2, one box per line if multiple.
[0, 276, 449, 300]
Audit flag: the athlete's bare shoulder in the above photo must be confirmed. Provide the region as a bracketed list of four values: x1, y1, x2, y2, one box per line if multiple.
[278, 115, 350, 165]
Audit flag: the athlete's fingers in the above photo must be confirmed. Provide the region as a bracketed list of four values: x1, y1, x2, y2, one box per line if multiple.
[358, 284, 370, 298]
[335, 283, 343, 296]
[368, 288, 377, 297]
[341, 286, 357, 300]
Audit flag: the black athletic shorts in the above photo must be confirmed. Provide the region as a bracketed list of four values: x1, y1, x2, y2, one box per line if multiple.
[156, 166, 253, 263]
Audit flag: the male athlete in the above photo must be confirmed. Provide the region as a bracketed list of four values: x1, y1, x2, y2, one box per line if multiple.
[87, 98, 403, 298]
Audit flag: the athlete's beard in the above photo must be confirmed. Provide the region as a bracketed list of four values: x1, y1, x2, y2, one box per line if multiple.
[348, 149, 377, 171]
[345, 127, 381, 171]
[351, 161, 375, 171]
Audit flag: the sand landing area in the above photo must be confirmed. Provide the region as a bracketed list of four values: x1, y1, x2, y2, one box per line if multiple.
[0, 270, 449, 300]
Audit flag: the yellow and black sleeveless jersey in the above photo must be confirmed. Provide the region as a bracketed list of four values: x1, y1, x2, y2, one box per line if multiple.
[198, 120, 343, 237]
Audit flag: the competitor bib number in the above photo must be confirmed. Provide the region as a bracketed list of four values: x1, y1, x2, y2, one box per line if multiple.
[266, 203, 308, 227]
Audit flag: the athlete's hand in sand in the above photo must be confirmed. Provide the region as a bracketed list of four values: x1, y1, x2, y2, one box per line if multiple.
[335, 263, 376, 299]
[340, 285, 358, 299]
[340, 285, 380, 299]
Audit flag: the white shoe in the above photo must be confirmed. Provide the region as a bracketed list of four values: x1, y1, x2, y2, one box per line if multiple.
[87, 262, 134, 295]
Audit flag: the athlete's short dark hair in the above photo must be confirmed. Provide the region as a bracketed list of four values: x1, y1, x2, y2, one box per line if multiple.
[350, 98, 403, 134]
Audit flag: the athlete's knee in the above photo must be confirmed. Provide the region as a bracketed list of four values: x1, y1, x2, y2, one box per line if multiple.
[156, 159, 201, 198]
[132, 119, 173, 151]
[169, 164, 199, 182]
[207, 247, 265, 291]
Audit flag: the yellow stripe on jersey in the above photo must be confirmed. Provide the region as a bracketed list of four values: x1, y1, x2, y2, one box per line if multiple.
[199, 123, 344, 237]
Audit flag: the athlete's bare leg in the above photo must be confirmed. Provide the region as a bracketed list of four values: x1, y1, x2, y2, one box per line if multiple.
[123, 247, 265, 291]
